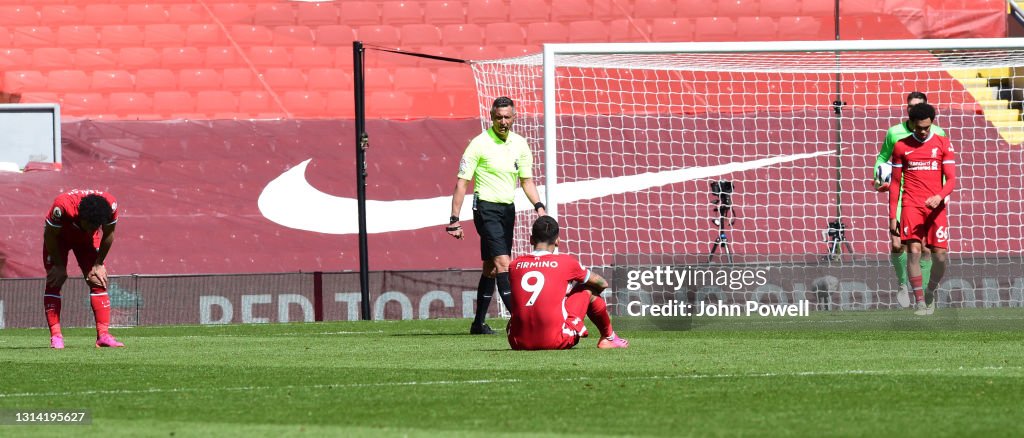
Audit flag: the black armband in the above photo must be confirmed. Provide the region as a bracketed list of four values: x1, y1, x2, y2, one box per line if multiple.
[449, 215, 460, 225]
[534, 202, 545, 212]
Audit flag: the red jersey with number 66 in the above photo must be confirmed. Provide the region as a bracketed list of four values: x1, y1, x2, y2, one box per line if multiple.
[45, 189, 119, 245]
[508, 251, 591, 350]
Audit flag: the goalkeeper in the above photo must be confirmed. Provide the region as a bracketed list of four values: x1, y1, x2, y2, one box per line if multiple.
[872, 92, 945, 307]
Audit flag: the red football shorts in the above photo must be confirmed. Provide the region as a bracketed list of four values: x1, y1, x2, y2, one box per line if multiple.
[507, 289, 591, 351]
[900, 204, 950, 249]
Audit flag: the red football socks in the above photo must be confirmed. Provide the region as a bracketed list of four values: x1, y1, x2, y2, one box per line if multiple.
[587, 296, 614, 339]
[44, 293, 62, 337]
[909, 275, 925, 303]
[90, 288, 111, 337]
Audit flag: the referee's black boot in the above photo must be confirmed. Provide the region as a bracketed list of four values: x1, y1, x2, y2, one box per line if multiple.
[470, 322, 496, 335]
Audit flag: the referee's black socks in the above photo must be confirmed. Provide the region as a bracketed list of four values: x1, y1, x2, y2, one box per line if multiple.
[474, 274, 495, 326]
[496, 272, 512, 311]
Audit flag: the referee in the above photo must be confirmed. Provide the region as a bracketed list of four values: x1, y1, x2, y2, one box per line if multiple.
[447, 96, 546, 335]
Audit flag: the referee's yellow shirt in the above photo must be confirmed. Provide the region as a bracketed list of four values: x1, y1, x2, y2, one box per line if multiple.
[457, 127, 533, 204]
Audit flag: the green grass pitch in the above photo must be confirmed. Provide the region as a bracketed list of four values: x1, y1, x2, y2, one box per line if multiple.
[1, 310, 1022, 437]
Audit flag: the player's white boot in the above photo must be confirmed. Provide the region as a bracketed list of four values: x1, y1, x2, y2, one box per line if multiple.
[896, 284, 911, 309]
[913, 301, 929, 316]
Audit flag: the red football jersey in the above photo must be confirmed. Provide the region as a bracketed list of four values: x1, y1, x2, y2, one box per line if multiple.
[890, 132, 955, 214]
[45, 189, 119, 243]
[508, 251, 591, 350]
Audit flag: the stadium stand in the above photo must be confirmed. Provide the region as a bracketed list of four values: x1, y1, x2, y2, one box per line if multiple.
[0, 0, 1005, 121]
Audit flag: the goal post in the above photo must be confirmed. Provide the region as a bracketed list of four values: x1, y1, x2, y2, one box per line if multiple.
[470, 38, 1024, 312]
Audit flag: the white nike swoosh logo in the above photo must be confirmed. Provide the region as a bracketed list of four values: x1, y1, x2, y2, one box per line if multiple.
[258, 151, 834, 235]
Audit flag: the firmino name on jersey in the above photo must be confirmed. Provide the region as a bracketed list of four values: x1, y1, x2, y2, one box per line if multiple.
[516, 260, 559, 269]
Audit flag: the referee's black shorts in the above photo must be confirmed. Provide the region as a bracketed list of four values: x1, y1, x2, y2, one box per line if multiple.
[473, 199, 515, 261]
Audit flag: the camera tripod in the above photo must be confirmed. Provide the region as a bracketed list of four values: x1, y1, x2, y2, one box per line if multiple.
[822, 220, 854, 263]
[707, 180, 737, 264]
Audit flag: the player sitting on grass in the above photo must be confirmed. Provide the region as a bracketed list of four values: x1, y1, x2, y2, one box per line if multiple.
[507, 216, 628, 350]
[887, 103, 955, 316]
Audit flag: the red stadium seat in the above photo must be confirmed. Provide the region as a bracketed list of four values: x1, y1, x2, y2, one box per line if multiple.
[211, 3, 253, 25]
[61, 93, 107, 115]
[75, 48, 118, 70]
[382, 2, 424, 25]
[592, 0, 625, 21]
[441, 24, 484, 47]
[736, 16, 778, 41]
[239, 90, 273, 115]
[187, 24, 228, 46]
[47, 70, 89, 92]
[118, 47, 160, 69]
[0, 27, 9, 46]
[167, 5, 206, 24]
[460, 45, 504, 61]
[291, 46, 335, 68]
[91, 70, 135, 93]
[153, 91, 194, 115]
[20, 92, 60, 105]
[339, 2, 380, 26]
[282, 90, 327, 117]
[760, 0, 798, 17]
[393, 67, 434, 93]
[263, 67, 307, 90]
[32, 48, 73, 71]
[423, 1, 465, 25]
[718, 0, 760, 17]
[435, 66, 474, 92]
[178, 68, 221, 91]
[0, 6, 39, 26]
[40, 5, 83, 26]
[4, 70, 46, 93]
[357, 25, 401, 47]
[248, 46, 291, 68]
[108, 92, 153, 117]
[125, 4, 168, 24]
[777, 16, 827, 40]
[307, 68, 351, 90]
[135, 69, 177, 92]
[221, 68, 256, 91]
[13, 26, 56, 47]
[161, 47, 204, 69]
[844, 0, 883, 16]
[524, 22, 568, 45]
[363, 67, 393, 92]
[273, 25, 315, 46]
[367, 90, 414, 119]
[231, 25, 274, 45]
[484, 22, 525, 46]
[84, 4, 126, 25]
[467, 0, 509, 24]
[801, 0, 833, 16]
[650, 18, 693, 42]
[694, 17, 736, 41]
[401, 24, 442, 47]
[57, 25, 100, 48]
[633, 0, 675, 19]
[550, 0, 591, 23]
[99, 25, 144, 48]
[196, 90, 238, 114]
[253, 4, 296, 27]
[568, 20, 609, 43]
[314, 25, 355, 46]
[297, 2, 339, 26]
[145, 24, 186, 47]
[508, 0, 549, 23]
[609, 19, 650, 42]
[326, 90, 355, 117]
[204, 46, 239, 68]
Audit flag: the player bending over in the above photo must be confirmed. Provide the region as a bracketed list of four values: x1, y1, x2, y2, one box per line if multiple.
[43, 190, 124, 348]
[507, 216, 628, 350]
[887, 103, 955, 315]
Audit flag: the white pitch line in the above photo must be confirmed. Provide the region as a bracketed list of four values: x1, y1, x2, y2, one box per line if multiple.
[0, 366, 1018, 399]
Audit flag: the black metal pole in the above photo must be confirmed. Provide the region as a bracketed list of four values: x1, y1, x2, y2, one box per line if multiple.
[353, 41, 371, 321]
[832, 0, 844, 223]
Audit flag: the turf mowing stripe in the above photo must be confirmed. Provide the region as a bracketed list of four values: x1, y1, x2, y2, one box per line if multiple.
[1, 365, 1018, 399]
